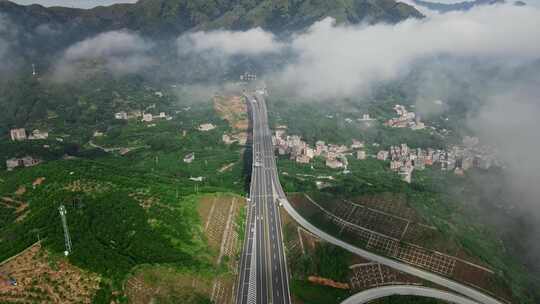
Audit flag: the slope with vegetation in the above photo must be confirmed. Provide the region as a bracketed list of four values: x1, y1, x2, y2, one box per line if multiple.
[0, 0, 422, 73]
[0, 71, 248, 302]
[0, 0, 422, 37]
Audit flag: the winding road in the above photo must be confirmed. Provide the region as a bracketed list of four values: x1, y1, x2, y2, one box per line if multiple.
[341, 285, 482, 304]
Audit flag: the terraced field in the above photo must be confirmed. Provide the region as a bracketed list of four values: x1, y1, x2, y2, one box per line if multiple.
[0, 243, 100, 303]
[200, 194, 244, 304]
[288, 193, 511, 301]
[125, 194, 245, 304]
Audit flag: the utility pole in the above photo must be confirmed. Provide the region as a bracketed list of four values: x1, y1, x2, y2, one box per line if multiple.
[58, 205, 73, 256]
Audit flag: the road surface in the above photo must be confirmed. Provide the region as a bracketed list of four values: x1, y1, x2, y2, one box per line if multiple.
[341, 285, 482, 304]
[235, 93, 291, 304]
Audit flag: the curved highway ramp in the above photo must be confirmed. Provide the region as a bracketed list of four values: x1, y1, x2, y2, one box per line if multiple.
[341, 285, 481, 304]
[235, 91, 507, 304]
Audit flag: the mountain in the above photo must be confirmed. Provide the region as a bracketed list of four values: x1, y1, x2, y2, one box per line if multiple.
[0, 0, 424, 78]
[0, 0, 423, 39]
[0, 0, 423, 133]
[411, 0, 520, 13]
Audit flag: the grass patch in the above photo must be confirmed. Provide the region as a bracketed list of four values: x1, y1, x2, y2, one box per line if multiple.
[290, 279, 349, 304]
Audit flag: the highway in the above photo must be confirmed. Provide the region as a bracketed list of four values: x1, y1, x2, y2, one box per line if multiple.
[235, 92, 291, 304]
[341, 285, 482, 304]
[236, 90, 505, 304]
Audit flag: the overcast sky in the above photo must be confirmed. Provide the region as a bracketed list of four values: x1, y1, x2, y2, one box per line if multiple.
[9, 0, 540, 9]
[9, 0, 137, 8]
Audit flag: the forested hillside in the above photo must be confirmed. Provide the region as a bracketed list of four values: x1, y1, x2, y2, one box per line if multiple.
[0, 0, 422, 57]
[0, 0, 423, 136]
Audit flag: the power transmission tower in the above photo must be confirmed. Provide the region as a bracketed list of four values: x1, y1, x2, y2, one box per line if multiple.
[58, 205, 72, 256]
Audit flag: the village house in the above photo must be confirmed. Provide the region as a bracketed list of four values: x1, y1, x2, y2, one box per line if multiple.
[357, 150, 367, 160]
[454, 167, 465, 176]
[326, 158, 344, 169]
[316, 181, 331, 189]
[411, 120, 425, 130]
[240, 72, 257, 81]
[390, 160, 402, 171]
[478, 157, 493, 170]
[278, 145, 288, 155]
[198, 123, 216, 131]
[398, 167, 413, 183]
[329, 144, 348, 154]
[183, 152, 195, 163]
[296, 154, 311, 164]
[384, 105, 425, 130]
[463, 136, 480, 148]
[222, 134, 235, 145]
[377, 150, 389, 161]
[358, 113, 375, 121]
[115, 111, 128, 120]
[235, 134, 248, 145]
[315, 141, 327, 156]
[142, 113, 153, 122]
[275, 129, 286, 139]
[351, 139, 365, 149]
[447, 157, 456, 171]
[326, 151, 337, 160]
[304, 147, 315, 159]
[129, 110, 142, 118]
[6, 156, 42, 171]
[414, 157, 426, 170]
[28, 129, 48, 140]
[10, 128, 27, 141]
[339, 155, 349, 167]
[6, 158, 19, 171]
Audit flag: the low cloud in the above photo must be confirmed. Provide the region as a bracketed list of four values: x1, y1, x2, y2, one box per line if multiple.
[52, 30, 154, 81]
[10, 0, 138, 9]
[469, 86, 540, 216]
[0, 14, 19, 73]
[174, 28, 285, 84]
[63, 30, 151, 60]
[178, 27, 283, 56]
[34, 23, 60, 36]
[272, 4, 540, 99]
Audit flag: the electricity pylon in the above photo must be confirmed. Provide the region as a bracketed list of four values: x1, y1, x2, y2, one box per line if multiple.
[58, 205, 72, 256]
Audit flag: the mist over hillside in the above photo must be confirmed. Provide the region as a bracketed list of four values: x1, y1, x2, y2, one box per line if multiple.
[10, 0, 138, 8]
[0, 0, 422, 64]
[411, 0, 505, 13]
